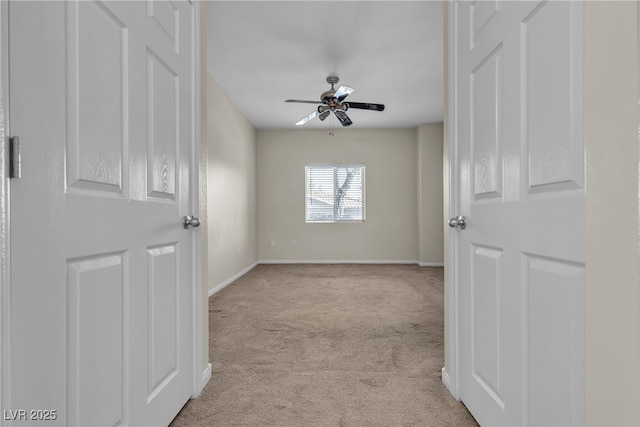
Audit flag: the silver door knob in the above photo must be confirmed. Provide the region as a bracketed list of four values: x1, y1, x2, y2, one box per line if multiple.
[183, 215, 201, 229]
[448, 215, 466, 230]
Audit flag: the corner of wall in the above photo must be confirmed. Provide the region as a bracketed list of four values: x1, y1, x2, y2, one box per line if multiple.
[416, 123, 445, 266]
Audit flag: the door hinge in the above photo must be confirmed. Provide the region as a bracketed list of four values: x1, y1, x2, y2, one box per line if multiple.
[9, 136, 20, 179]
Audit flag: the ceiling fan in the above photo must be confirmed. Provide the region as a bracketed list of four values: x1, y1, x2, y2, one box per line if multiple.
[285, 75, 385, 127]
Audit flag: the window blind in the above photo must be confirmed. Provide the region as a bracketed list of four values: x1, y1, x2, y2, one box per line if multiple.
[305, 164, 365, 222]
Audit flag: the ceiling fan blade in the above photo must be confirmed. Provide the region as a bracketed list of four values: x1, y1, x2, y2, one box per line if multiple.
[285, 99, 320, 104]
[333, 85, 354, 102]
[345, 102, 385, 111]
[295, 110, 319, 126]
[319, 110, 331, 121]
[334, 110, 353, 127]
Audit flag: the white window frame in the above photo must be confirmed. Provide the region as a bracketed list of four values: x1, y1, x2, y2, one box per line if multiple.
[305, 164, 366, 223]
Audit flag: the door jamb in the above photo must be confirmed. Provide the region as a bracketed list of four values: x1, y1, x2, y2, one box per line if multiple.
[0, 0, 10, 421]
[442, 0, 460, 401]
[189, 0, 208, 398]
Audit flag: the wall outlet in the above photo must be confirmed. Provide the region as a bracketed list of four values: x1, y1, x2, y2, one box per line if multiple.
[237, 247, 240, 256]
[271, 240, 276, 247]
[292, 240, 298, 247]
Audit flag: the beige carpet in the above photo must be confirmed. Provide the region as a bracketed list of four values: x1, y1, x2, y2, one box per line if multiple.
[170, 264, 477, 427]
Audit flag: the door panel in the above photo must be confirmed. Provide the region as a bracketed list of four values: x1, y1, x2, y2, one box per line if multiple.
[147, 244, 179, 398]
[471, 45, 502, 200]
[525, 255, 584, 426]
[522, 2, 584, 193]
[147, 51, 178, 199]
[470, 244, 503, 406]
[66, 253, 127, 427]
[67, 0, 128, 194]
[7, 1, 197, 426]
[452, 1, 585, 425]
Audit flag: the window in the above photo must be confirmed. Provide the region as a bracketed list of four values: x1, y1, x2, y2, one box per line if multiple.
[305, 164, 365, 223]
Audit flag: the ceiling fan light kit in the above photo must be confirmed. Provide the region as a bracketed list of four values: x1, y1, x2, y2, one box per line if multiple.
[285, 75, 385, 128]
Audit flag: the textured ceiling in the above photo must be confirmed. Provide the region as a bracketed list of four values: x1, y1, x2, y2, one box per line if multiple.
[206, 1, 443, 130]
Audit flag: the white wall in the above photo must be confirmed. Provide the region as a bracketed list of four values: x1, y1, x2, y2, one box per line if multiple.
[257, 128, 428, 262]
[206, 73, 258, 293]
[585, 1, 639, 424]
[417, 123, 444, 265]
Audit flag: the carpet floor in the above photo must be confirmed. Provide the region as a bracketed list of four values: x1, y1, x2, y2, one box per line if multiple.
[170, 264, 478, 427]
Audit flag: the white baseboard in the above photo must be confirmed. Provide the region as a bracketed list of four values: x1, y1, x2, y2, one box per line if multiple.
[258, 259, 420, 265]
[418, 262, 444, 267]
[208, 262, 258, 297]
[441, 367, 458, 400]
[192, 362, 212, 399]
[201, 362, 212, 390]
[208, 260, 443, 297]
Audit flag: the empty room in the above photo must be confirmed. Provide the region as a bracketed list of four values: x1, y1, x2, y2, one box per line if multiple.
[1, 1, 639, 427]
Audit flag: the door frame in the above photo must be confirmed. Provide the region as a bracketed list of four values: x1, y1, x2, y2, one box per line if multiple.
[189, 0, 209, 398]
[0, 1, 207, 418]
[0, 0, 9, 418]
[442, 0, 460, 401]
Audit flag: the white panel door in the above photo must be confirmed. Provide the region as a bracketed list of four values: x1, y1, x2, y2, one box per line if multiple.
[6, 1, 198, 426]
[451, 1, 585, 425]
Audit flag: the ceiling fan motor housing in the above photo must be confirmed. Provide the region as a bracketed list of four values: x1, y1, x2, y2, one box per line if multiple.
[321, 89, 336, 104]
[318, 103, 348, 113]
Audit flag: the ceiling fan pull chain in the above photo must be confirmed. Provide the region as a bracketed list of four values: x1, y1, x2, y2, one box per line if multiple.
[330, 113, 334, 136]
